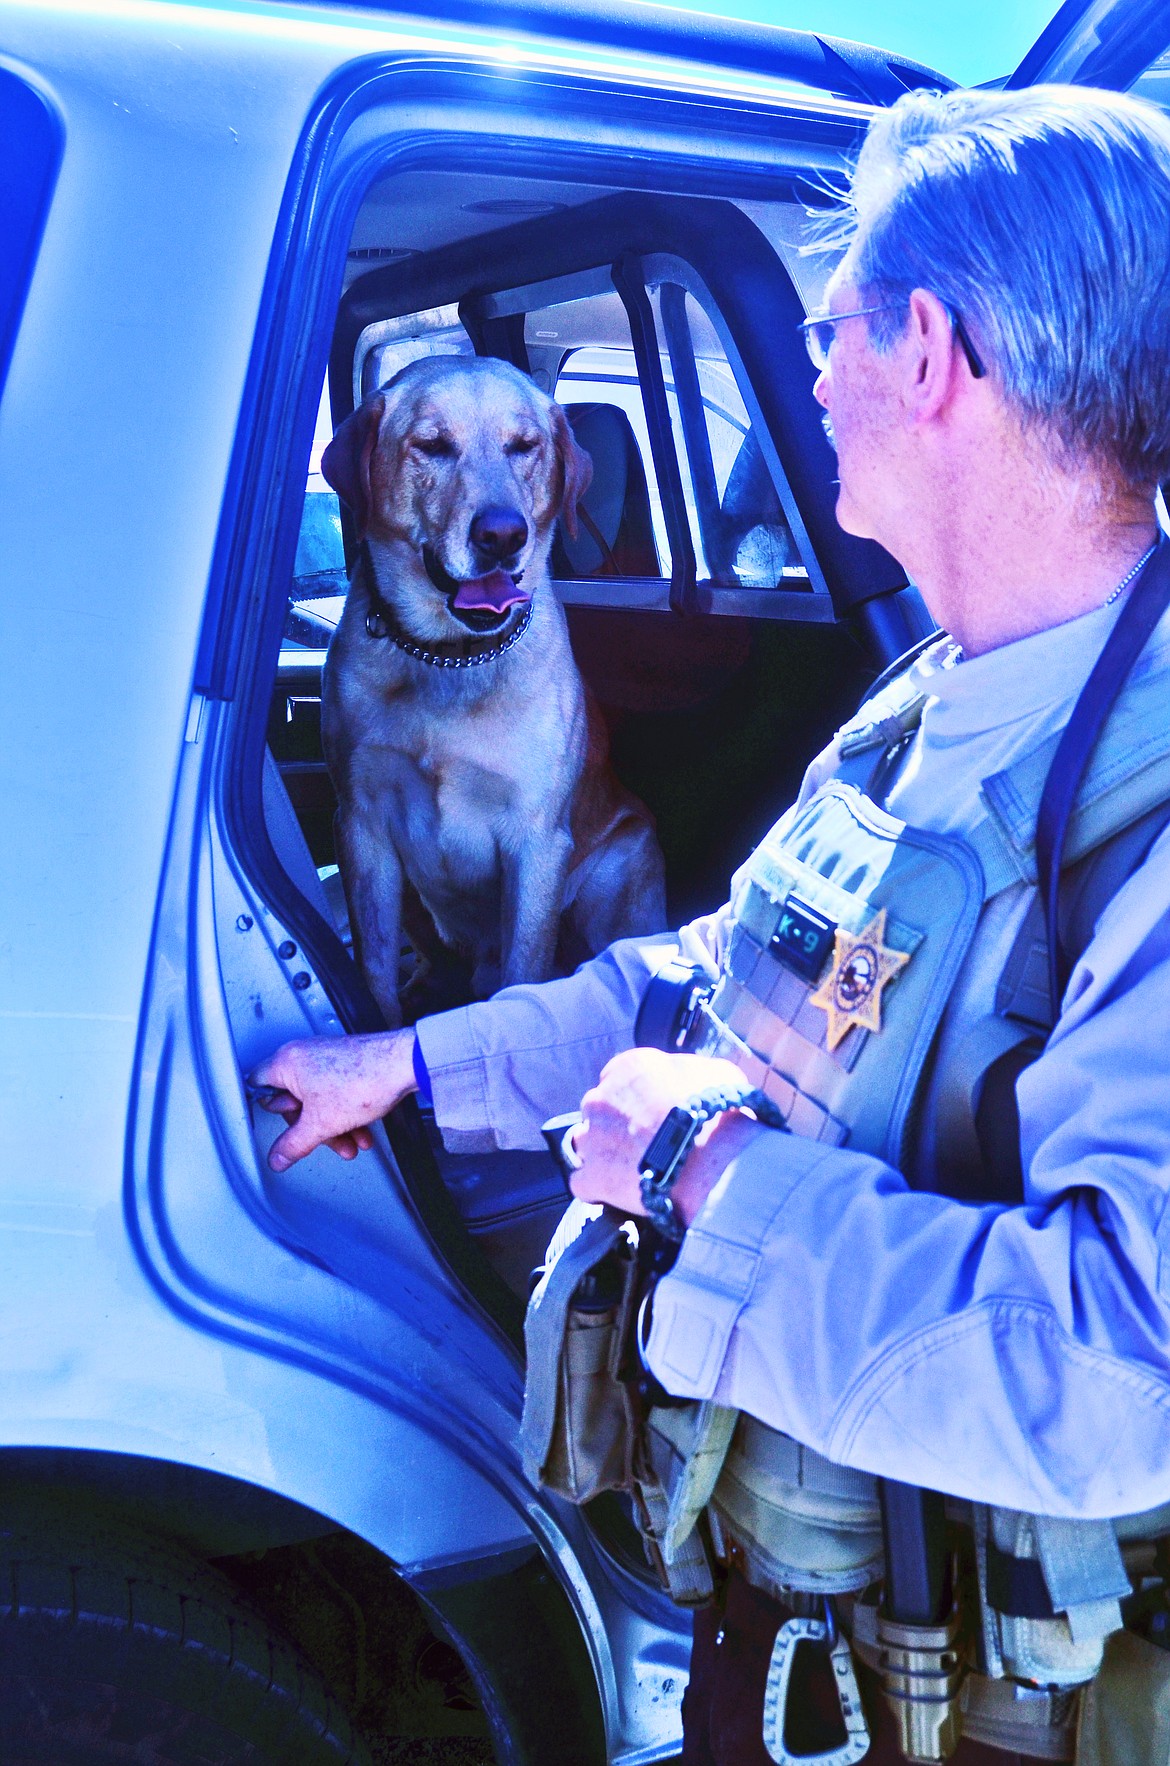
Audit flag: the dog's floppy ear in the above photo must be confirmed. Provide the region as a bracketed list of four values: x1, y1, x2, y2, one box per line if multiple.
[550, 403, 593, 540]
[320, 392, 387, 538]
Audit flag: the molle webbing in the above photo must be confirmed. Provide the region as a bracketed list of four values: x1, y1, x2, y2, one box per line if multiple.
[694, 782, 984, 1168]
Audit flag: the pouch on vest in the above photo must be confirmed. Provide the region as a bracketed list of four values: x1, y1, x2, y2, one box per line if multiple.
[973, 1506, 1132, 1690]
[520, 1200, 720, 1602]
[520, 1200, 640, 1504]
[1078, 1629, 1170, 1766]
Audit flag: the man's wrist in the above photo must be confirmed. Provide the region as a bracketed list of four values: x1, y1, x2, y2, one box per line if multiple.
[355, 1027, 419, 1118]
[672, 1112, 762, 1227]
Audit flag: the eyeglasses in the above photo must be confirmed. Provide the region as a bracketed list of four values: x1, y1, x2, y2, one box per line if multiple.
[798, 302, 986, 379]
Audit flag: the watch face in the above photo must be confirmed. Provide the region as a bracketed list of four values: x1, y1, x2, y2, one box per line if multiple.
[639, 1105, 700, 1185]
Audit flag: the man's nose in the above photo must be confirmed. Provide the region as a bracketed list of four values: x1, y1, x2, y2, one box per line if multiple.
[813, 368, 830, 409]
[469, 505, 528, 564]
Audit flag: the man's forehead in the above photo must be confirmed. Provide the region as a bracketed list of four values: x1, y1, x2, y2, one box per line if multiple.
[823, 262, 859, 311]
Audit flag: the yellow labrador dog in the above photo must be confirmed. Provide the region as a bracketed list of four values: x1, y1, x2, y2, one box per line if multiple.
[320, 355, 667, 1025]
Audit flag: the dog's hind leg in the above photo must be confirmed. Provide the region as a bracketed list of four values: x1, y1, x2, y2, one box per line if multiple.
[569, 816, 669, 954]
[335, 806, 406, 1028]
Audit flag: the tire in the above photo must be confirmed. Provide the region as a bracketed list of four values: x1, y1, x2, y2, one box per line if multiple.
[0, 1492, 370, 1766]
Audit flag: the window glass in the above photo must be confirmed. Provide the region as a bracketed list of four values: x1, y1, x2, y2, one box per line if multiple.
[284, 376, 346, 651]
[734, 198, 839, 319]
[287, 252, 817, 649]
[537, 290, 666, 582]
[358, 303, 475, 403]
[0, 70, 62, 405]
[651, 283, 806, 591]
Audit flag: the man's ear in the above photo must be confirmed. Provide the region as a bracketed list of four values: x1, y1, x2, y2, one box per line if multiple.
[320, 392, 387, 537]
[906, 289, 965, 418]
[550, 403, 593, 539]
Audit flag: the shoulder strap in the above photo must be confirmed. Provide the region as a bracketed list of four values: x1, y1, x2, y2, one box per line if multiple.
[1036, 538, 1170, 1015]
[999, 795, 1170, 1034]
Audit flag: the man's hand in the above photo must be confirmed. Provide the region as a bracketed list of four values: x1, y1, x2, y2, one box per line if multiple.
[249, 1030, 417, 1172]
[570, 1049, 764, 1229]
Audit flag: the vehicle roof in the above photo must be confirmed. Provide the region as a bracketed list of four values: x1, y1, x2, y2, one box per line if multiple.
[237, 0, 953, 104]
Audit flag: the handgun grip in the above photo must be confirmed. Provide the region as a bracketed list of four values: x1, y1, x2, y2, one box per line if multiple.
[541, 1111, 584, 1192]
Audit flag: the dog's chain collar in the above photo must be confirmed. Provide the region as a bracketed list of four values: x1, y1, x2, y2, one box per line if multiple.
[360, 541, 533, 668]
[370, 599, 533, 667]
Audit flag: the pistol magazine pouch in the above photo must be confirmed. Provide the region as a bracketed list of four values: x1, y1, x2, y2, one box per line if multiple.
[974, 1506, 1133, 1689]
[520, 1199, 722, 1602]
[521, 1201, 640, 1504]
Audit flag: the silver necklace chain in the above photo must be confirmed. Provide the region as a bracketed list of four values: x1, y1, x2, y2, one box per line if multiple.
[1103, 541, 1158, 607]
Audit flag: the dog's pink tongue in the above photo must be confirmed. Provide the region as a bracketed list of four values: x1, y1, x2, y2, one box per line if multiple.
[452, 569, 529, 613]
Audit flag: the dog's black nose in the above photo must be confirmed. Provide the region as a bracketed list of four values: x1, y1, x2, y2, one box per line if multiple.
[470, 505, 528, 563]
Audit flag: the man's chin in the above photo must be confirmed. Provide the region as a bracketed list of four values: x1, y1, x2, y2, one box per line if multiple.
[833, 487, 876, 542]
[832, 483, 889, 543]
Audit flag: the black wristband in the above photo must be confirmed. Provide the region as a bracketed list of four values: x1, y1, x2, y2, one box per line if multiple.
[637, 1085, 787, 1241]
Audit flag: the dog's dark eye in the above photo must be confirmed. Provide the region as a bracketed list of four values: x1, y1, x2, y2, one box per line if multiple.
[413, 436, 455, 457]
[506, 437, 540, 456]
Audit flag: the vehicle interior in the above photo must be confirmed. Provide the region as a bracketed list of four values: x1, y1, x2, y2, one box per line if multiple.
[254, 160, 933, 1323]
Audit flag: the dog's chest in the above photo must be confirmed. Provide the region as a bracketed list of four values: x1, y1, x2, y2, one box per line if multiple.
[373, 736, 543, 895]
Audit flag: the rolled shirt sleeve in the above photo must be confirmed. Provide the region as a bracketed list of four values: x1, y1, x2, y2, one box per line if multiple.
[414, 932, 679, 1151]
[645, 832, 1170, 1519]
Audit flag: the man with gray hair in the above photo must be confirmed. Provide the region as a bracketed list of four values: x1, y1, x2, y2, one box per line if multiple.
[256, 84, 1170, 1763]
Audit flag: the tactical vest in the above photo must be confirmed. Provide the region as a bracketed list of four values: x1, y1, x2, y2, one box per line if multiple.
[636, 627, 1170, 1685]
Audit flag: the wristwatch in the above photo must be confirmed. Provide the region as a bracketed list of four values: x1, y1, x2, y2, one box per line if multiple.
[637, 1085, 787, 1241]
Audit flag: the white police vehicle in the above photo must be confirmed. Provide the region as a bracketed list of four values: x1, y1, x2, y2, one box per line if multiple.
[1, 2, 1166, 1760]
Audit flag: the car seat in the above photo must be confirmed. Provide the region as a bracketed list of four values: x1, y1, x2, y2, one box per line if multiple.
[552, 403, 660, 578]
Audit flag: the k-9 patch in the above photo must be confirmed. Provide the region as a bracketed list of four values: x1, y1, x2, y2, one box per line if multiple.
[769, 892, 837, 982]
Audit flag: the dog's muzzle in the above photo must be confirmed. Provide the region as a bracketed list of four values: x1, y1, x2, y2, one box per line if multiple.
[423, 546, 530, 632]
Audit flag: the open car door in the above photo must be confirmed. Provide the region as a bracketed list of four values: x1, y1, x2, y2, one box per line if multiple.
[1006, 0, 1170, 93]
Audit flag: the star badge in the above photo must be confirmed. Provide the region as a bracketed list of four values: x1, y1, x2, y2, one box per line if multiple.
[809, 907, 910, 1051]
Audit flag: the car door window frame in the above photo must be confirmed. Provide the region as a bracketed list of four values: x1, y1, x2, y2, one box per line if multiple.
[0, 67, 63, 409]
[195, 60, 902, 1339]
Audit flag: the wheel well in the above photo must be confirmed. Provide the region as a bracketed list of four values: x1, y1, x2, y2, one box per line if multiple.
[0, 1448, 606, 1764]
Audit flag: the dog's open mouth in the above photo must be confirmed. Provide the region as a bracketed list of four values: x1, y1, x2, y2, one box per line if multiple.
[423, 547, 529, 632]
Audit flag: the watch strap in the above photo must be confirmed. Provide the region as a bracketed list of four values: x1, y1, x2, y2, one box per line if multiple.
[638, 1085, 786, 1240]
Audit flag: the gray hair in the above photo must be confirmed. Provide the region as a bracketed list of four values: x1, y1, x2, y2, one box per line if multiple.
[838, 85, 1170, 488]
